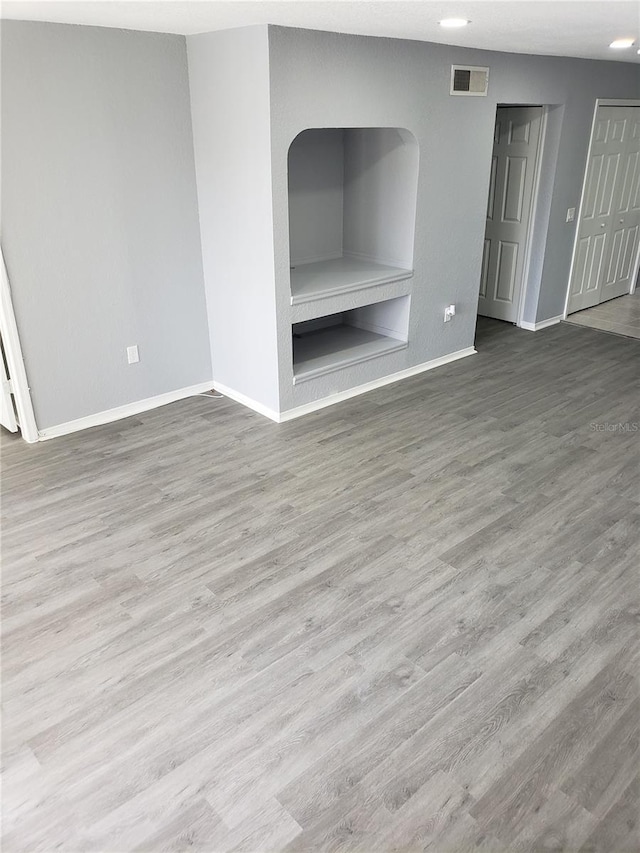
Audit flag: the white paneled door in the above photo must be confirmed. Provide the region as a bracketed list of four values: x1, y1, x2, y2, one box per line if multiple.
[478, 106, 543, 323]
[568, 105, 640, 314]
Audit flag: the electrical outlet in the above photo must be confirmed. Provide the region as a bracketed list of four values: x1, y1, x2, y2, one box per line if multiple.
[127, 345, 139, 364]
[566, 207, 576, 222]
[444, 304, 456, 323]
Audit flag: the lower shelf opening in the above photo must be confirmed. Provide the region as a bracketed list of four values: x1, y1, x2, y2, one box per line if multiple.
[292, 296, 410, 384]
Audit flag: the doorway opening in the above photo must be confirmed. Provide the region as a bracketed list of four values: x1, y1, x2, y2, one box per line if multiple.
[477, 104, 546, 328]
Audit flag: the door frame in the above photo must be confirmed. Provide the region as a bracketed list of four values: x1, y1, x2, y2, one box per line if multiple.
[0, 249, 38, 443]
[478, 103, 549, 328]
[515, 105, 548, 328]
[563, 98, 640, 320]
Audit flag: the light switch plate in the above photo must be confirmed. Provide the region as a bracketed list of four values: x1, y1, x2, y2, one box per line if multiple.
[566, 207, 576, 222]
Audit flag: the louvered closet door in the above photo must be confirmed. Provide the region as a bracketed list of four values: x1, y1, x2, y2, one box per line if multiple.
[568, 105, 640, 313]
[478, 106, 543, 323]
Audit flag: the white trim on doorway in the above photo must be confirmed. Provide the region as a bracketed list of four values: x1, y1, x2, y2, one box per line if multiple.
[476, 103, 550, 329]
[0, 249, 39, 443]
[563, 98, 640, 320]
[516, 106, 549, 329]
[629, 238, 640, 298]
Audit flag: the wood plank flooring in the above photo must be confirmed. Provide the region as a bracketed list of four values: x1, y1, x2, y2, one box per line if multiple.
[565, 289, 640, 340]
[2, 318, 639, 852]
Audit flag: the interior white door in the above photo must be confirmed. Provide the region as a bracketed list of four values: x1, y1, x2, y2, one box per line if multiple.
[1, 340, 18, 432]
[599, 110, 640, 303]
[567, 105, 640, 313]
[478, 106, 543, 323]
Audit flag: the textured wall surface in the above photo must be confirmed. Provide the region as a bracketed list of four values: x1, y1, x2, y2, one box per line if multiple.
[188, 25, 280, 412]
[1, 21, 211, 429]
[288, 129, 345, 265]
[3, 20, 637, 427]
[342, 127, 419, 268]
[268, 26, 639, 412]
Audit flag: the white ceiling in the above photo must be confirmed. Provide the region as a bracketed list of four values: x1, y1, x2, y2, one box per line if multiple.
[2, 0, 640, 63]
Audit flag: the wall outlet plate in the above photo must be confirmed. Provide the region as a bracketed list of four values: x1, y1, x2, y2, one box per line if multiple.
[127, 345, 139, 364]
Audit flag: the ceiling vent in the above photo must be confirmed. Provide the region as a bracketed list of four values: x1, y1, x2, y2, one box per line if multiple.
[450, 65, 490, 96]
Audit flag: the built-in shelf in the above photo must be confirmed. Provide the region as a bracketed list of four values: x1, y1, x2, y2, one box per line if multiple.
[292, 294, 410, 384]
[293, 325, 407, 384]
[290, 256, 413, 305]
[286, 128, 418, 395]
[288, 127, 419, 318]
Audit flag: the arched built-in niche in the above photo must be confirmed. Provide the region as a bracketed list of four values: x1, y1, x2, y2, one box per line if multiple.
[287, 127, 419, 381]
[288, 127, 420, 302]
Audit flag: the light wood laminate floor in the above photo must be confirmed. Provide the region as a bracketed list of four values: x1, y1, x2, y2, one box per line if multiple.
[2, 318, 639, 852]
[565, 289, 640, 340]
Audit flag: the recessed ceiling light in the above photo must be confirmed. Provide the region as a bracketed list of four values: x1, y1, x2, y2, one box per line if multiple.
[609, 38, 635, 49]
[439, 18, 470, 29]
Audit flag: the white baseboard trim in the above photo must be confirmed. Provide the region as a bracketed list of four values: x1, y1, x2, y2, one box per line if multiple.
[212, 382, 281, 423]
[39, 349, 479, 438]
[520, 315, 563, 332]
[215, 349, 476, 423]
[278, 347, 477, 422]
[38, 381, 214, 440]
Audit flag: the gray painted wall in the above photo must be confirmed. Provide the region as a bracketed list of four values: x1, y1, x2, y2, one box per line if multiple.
[343, 127, 419, 268]
[3, 21, 638, 427]
[187, 26, 280, 412]
[268, 26, 639, 411]
[1, 21, 211, 430]
[288, 126, 419, 269]
[289, 129, 344, 265]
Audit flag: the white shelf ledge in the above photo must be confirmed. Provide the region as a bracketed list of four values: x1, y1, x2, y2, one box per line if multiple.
[290, 256, 412, 305]
[293, 325, 407, 384]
